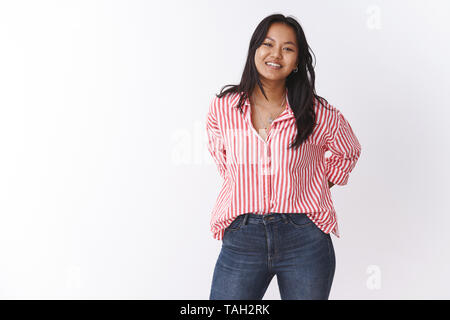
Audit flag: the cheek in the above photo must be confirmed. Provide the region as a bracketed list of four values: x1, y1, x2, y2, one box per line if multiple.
[255, 48, 268, 61]
[283, 58, 295, 69]
[290, 55, 299, 66]
[254, 51, 263, 62]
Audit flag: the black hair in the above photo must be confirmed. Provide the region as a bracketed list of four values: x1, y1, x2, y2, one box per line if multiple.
[216, 13, 331, 149]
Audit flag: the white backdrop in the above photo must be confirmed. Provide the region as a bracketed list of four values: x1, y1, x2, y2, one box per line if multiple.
[0, 0, 449, 299]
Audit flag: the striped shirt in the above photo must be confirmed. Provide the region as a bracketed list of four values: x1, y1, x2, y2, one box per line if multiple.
[206, 89, 362, 240]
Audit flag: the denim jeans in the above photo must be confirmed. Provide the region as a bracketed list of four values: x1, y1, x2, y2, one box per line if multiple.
[209, 213, 335, 300]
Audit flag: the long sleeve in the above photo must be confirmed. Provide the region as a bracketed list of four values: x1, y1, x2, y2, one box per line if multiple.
[206, 97, 227, 180]
[324, 110, 362, 186]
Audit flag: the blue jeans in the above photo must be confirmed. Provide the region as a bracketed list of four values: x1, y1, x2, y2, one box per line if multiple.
[209, 213, 335, 300]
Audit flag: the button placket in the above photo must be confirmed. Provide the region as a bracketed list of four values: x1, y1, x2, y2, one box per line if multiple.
[264, 143, 271, 208]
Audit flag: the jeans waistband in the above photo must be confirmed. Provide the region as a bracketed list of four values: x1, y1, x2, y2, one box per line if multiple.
[240, 212, 292, 225]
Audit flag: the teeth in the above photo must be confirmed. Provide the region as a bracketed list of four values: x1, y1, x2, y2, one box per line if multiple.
[266, 62, 281, 67]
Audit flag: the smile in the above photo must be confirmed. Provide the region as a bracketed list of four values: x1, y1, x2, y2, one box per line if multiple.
[265, 62, 282, 69]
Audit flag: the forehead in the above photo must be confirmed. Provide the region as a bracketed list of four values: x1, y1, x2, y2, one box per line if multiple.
[265, 23, 297, 46]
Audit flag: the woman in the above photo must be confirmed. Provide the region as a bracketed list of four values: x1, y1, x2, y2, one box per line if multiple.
[206, 14, 362, 300]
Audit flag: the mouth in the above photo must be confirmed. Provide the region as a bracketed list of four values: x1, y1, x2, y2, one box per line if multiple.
[265, 62, 282, 70]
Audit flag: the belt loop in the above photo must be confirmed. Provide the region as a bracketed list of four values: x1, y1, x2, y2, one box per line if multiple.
[281, 214, 288, 224]
[243, 214, 249, 225]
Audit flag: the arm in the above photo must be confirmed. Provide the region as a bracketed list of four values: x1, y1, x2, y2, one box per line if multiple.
[324, 110, 362, 186]
[206, 97, 227, 180]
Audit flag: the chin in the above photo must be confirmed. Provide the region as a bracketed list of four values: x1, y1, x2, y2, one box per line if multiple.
[260, 73, 286, 82]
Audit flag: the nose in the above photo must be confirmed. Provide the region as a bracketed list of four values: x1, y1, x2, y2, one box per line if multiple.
[269, 46, 282, 59]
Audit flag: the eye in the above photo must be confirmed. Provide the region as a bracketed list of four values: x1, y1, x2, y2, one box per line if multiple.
[263, 43, 295, 51]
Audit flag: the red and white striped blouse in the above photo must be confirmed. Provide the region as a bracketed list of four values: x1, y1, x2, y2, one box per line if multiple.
[206, 88, 361, 240]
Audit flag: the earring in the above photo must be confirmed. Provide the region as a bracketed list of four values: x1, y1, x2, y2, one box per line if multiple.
[293, 66, 298, 73]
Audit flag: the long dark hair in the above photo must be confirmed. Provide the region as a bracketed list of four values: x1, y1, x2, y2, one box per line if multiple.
[216, 14, 331, 150]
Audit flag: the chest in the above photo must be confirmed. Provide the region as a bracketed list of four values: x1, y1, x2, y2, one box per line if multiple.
[220, 106, 328, 167]
[249, 105, 285, 142]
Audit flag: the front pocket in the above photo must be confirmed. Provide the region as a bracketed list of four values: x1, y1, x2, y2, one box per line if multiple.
[226, 214, 245, 231]
[286, 213, 313, 228]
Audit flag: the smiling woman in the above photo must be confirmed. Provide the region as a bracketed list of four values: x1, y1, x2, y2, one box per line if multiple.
[254, 25, 299, 85]
[206, 13, 362, 301]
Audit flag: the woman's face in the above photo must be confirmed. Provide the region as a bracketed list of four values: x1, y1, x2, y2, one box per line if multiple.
[254, 22, 299, 84]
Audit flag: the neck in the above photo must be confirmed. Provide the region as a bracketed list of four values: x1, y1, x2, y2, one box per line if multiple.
[250, 83, 286, 110]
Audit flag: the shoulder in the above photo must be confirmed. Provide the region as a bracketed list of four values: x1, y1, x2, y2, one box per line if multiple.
[312, 96, 345, 138]
[313, 95, 343, 122]
[209, 91, 241, 115]
[313, 95, 340, 115]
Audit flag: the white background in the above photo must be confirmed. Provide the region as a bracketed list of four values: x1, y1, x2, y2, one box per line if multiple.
[0, 0, 449, 299]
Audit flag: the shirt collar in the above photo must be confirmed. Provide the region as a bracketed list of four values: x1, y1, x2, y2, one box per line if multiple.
[232, 88, 295, 119]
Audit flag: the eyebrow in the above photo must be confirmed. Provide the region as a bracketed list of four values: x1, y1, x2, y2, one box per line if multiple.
[265, 37, 296, 46]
